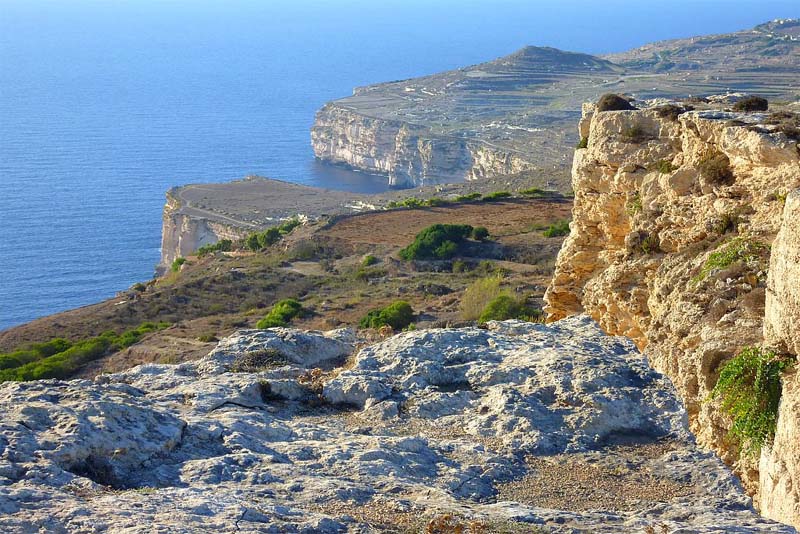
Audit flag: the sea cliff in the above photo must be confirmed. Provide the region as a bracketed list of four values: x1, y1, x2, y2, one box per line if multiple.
[545, 98, 800, 523]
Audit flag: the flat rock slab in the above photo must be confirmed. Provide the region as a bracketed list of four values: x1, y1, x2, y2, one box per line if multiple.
[0, 318, 793, 533]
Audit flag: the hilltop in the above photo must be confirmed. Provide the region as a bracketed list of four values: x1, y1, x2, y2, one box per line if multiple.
[312, 20, 800, 188]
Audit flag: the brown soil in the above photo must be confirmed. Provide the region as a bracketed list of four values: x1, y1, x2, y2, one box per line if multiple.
[0, 198, 571, 378]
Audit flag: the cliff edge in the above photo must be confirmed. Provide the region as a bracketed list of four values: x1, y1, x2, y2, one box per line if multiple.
[544, 97, 800, 523]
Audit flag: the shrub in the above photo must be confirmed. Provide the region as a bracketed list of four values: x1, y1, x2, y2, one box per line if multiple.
[694, 237, 769, 283]
[626, 193, 642, 216]
[650, 159, 677, 174]
[698, 151, 734, 185]
[482, 191, 512, 202]
[639, 233, 660, 254]
[460, 276, 503, 321]
[655, 104, 692, 121]
[576, 136, 589, 149]
[620, 125, 649, 143]
[132, 283, 147, 292]
[451, 260, 469, 273]
[355, 266, 387, 281]
[0, 323, 169, 382]
[711, 347, 793, 455]
[478, 294, 542, 324]
[765, 111, 800, 140]
[171, 257, 186, 272]
[542, 220, 570, 238]
[362, 254, 378, 267]
[256, 298, 305, 329]
[520, 188, 553, 198]
[425, 197, 448, 207]
[454, 192, 482, 202]
[359, 301, 414, 330]
[471, 227, 490, 241]
[713, 211, 741, 235]
[732, 96, 768, 112]
[197, 333, 218, 343]
[245, 218, 301, 251]
[596, 94, 635, 112]
[399, 224, 474, 260]
[197, 239, 232, 257]
[387, 197, 425, 209]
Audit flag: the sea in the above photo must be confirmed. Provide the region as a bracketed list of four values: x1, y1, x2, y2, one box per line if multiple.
[1, 0, 797, 331]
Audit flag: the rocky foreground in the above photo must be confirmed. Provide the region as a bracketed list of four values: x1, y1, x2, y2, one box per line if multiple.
[0, 317, 791, 533]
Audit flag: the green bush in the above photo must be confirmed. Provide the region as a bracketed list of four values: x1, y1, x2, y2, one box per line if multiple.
[359, 301, 415, 330]
[520, 188, 552, 198]
[362, 254, 378, 267]
[256, 299, 305, 329]
[198, 333, 218, 343]
[478, 294, 542, 324]
[451, 260, 469, 273]
[626, 193, 643, 216]
[460, 276, 503, 321]
[471, 227, 490, 241]
[171, 257, 186, 272]
[425, 197, 448, 207]
[482, 191, 512, 202]
[245, 218, 301, 251]
[576, 136, 589, 149]
[596, 94, 635, 112]
[399, 224, 474, 260]
[0, 323, 169, 382]
[694, 238, 769, 283]
[732, 96, 768, 112]
[197, 239, 233, 257]
[387, 197, 425, 209]
[454, 192, 482, 202]
[542, 220, 570, 238]
[711, 347, 793, 455]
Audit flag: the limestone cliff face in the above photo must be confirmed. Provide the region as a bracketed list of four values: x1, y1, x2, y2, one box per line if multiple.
[311, 104, 536, 187]
[761, 191, 800, 525]
[158, 189, 249, 274]
[544, 102, 800, 518]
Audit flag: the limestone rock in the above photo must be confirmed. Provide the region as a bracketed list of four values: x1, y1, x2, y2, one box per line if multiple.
[0, 320, 790, 533]
[545, 100, 800, 518]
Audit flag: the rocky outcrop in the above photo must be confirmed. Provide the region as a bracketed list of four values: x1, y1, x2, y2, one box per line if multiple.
[159, 188, 250, 274]
[311, 105, 537, 188]
[760, 190, 800, 525]
[0, 317, 790, 532]
[545, 101, 800, 518]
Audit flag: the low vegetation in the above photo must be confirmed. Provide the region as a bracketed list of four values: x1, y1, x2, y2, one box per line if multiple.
[576, 136, 588, 149]
[197, 239, 233, 257]
[0, 322, 170, 381]
[649, 159, 677, 174]
[765, 111, 800, 140]
[655, 103, 693, 121]
[362, 254, 378, 267]
[360, 301, 414, 330]
[693, 237, 769, 283]
[711, 346, 793, 455]
[620, 125, 649, 143]
[482, 191, 512, 202]
[596, 93, 635, 112]
[732, 96, 768, 112]
[171, 257, 186, 272]
[256, 298, 306, 329]
[626, 193, 643, 216]
[478, 294, 542, 324]
[460, 276, 503, 321]
[698, 150, 734, 185]
[246, 218, 302, 251]
[542, 220, 570, 238]
[399, 224, 475, 260]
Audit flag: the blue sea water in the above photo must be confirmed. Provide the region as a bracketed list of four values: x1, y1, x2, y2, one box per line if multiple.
[0, 0, 797, 331]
